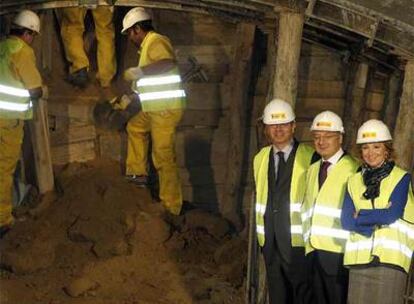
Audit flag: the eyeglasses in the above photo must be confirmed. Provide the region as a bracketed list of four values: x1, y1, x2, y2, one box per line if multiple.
[313, 134, 340, 142]
[267, 123, 293, 129]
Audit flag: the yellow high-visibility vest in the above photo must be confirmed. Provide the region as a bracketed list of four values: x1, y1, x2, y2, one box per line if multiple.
[344, 166, 414, 272]
[302, 155, 359, 254]
[254, 143, 315, 247]
[0, 38, 32, 120]
[133, 68, 186, 112]
[133, 31, 186, 112]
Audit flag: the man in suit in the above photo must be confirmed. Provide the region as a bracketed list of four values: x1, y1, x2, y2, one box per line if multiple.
[253, 99, 319, 303]
[301, 111, 359, 304]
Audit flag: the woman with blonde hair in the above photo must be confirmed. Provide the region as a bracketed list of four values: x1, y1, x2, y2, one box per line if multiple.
[341, 119, 414, 304]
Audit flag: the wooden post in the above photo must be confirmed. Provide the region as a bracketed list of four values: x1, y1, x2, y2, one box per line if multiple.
[222, 22, 256, 230]
[272, 11, 305, 106]
[383, 70, 403, 132]
[343, 62, 369, 153]
[393, 60, 414, 171]
[29, 98, 54, 194]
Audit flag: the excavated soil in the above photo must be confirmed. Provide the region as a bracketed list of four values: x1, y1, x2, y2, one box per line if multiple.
[0, 159, 246, 304]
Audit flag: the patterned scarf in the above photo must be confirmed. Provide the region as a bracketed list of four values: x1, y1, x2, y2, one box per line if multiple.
[362, 161, 394, 200]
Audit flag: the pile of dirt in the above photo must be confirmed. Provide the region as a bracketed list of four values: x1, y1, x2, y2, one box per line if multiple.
[0, 159, 247, 304]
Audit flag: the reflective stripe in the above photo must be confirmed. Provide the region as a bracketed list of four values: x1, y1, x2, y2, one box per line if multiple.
[137, 75, 182, 87]
[302, 208, 313, 222]
[256, 203, 266, 215]
[256, 225, 264, 235]
[290, 203, 301, 213]
[303, 229, 310, 242]
[291, 225, 303, 234]
[314, 205, 341, 218]
[347, 237, 413, 259]
[301, 205, 341, 221]
[0, 100, 32, 112]
[389, 222, 414, 239]
[139, 89, 186, 101]
[310, 225, 349, 239]
[0, 84, 30, 97]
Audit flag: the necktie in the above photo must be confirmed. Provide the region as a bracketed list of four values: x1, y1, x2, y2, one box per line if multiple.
[276, 151, 286, 184]
[319, 161, 331, 189]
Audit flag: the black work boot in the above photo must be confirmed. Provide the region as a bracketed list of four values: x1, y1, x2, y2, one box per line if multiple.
[66, 67, 89, 88]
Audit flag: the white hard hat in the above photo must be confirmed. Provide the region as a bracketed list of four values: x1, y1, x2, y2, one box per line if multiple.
[310, 111, 344, 133]
[12, 10, 40, 34]
[356, 119, 392, 144]
[121, 7, 151, 34]
[262, 99, 295, 125]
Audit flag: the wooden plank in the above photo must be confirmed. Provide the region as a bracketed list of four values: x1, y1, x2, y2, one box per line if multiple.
[222, 22, 255, 229]
[176, 45, 233, 65]
[51, 141, 95, 166]
[179, 109, 221, 127]
[183, 83, 222, 110]
[383, 71, 403, 132]
[98, 132, 127, 162]
[394, 60, 414, 171]
[156, 11, 237, 46]
[366, 92, 385, 112]
[295, 121, 313, 142]
[295, 97, 344, 119]
[298, 80, 345, 98]
[50, 125, 96, 146]
[29, 98, 54, 194]
[343, 62, 370, 152]
[299, 56, 344, 81]
[48, 101, 94, 122]
[272, 11, 304, 105]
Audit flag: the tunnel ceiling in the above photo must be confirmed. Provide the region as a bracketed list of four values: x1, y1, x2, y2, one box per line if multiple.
[1, 0, 414, 62]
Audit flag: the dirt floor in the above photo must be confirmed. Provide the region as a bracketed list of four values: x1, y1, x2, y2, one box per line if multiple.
[0, 159, 246, 304]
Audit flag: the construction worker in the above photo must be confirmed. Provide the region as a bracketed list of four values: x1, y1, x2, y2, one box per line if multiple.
[253, 99, 319, 304]
[301, 111, 359, 304]
[121, 7, 186, 215]
[341, 119, 414, 304]
[0, 10, 44, 237]
[60, 3, 116, 89]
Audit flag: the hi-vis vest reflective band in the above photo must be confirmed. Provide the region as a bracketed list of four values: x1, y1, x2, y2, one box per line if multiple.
[0, 38, 32, 120]
[133, 68, 186, 112]
[253, 144, 315, 247]
[302, 155, 359, 255]
[344, 167, 414, 272]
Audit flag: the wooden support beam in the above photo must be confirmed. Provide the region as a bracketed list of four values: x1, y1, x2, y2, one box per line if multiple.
[393, 60, 414, 171]
[272, 11, 305, 106]
[29, 99, 54, 194]
[222, 22, 256, 230]
[343, 61, 369, 152]
[306, 1, 414, 58]
[383, 71, 403, 132]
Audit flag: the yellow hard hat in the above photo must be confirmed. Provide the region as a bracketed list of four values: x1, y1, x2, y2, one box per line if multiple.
[310, 111, 344, 133]
[356, 119, 392, 144]
[262, 99, 295, 125]
[121, 7, 151, 34]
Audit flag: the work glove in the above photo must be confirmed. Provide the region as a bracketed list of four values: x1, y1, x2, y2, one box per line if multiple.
[124, 67, 144, 81]
[356, 209, 388, 226]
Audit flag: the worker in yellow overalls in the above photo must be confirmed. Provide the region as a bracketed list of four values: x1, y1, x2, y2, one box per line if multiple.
[0, 10, 44, 237]
[120, 7, 186, 215]
[60, 3, 116, 90]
